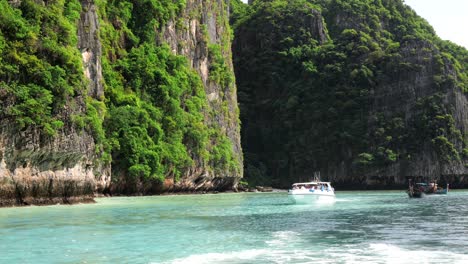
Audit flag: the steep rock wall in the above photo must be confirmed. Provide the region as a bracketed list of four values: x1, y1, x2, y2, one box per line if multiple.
[234, 0, 468, 188]
[160, 0, 243, 191]
[85, 0, 244, 195]
[1, 0, 243, 205]
[78, 0, 104, 99]
[0, 0, 110, 206]
[321, 1, 468, 188]
[233, 1, 330, 187]
[325, 39, 468, 188]
[0, 124, 106, 206]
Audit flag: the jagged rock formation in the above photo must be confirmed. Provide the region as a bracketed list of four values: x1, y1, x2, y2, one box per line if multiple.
[78, 0, 103, 99]
[0, 126, 106, 206]
[158, 0, 243, 192]
[233, 0, 468, 188]
[0, 0, 110, 206]
[100, 0, 243, 194]
[0, 0, 242, 206]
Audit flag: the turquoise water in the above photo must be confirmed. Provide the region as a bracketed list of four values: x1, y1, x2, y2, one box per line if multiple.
[1, 191, 468, 264]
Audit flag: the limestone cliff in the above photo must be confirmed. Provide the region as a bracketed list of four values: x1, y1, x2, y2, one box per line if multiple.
[323, 1, 468, 188]
[0, 123, 109, 206]
[0, 0, 242, 206]
[159, 0, 243, 192]
[233, 0, 468, 188]
[106, 0, 243, 194]
[0, 0, 110, 206]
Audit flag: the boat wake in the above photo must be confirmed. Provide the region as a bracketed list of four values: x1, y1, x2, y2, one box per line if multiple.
[366, 243, 468, 264]
[265, 231, 302, 247]
[162, 242, 468, 264]
[325, 243, 468, 264]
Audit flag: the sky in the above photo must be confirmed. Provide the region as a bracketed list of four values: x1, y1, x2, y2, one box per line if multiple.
[240, 0, 468, 48]
[404, 0, 468, 48]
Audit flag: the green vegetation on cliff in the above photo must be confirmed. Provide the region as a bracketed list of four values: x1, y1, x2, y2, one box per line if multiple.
[0, 0, 240, 191]
[0, 0, 83, 136]
[233, 0, 468, 187]
[97, 0, 240, 187]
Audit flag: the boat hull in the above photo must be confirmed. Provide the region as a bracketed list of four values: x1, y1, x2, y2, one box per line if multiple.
[407, 189, 448, 198]
[407, 191, 425, 198]
[288, 194, 335, 204]
[407, 182, 449, 198]
[434, 189, 448, 195]
[288, 181, 335, 204]
[288, 189, 335, 204]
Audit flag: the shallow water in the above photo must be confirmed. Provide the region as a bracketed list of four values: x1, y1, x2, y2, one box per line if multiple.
[1, 191, 468, 263]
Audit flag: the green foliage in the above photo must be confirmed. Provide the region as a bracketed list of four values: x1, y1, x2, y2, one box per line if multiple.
[229, 0, 252, 30]
[432, 136, 460, 162]
[1, 0, 240, 187]
[4, 84, 54, 134]
[209, 128, 239, 174]
[0, 0, 84, 135]
[104, 43, 212, 181]
[233, 0, 468, 186]
[366, 114, 407, 166]
[96, 1, 239, 183]
[107, 103, 164, 181]
[208, 44, 234, 88]
[84, 98, 112, 164]
[355, 153, 374, 166]
[95, 0, 186, 44]
[410, 94, 464, 161]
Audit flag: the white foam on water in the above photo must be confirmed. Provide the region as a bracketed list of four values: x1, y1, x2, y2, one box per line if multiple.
[308, 243, 468, 264]
[162, 248, 336, 264]
[334, 198, 354, 202]
[367, 243, 468, 264]
[265, 231, 301, 247]
[164, 232, 306, 264]
[161, 243, 468, 264]
[160, 234, 468, 264]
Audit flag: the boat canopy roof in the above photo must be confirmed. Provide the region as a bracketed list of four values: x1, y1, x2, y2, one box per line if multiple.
[292, 182, 331, 185]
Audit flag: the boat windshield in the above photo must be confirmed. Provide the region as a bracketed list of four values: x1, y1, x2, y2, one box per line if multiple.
[292, 183, 331, 190]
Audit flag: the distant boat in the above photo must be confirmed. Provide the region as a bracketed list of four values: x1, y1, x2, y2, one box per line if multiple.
[407, 181, 449, 198]
[288, 181, 335, 203]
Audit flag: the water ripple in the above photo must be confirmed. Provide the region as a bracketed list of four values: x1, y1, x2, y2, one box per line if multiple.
[1, 191, 468, 263]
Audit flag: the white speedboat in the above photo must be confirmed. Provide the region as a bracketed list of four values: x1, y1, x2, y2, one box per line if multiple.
[288, 181, 335, 203]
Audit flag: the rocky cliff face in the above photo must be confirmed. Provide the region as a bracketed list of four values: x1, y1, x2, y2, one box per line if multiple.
[159, 0, 243, 192]
[0, 124, 108, 206]
[95, 0, 242, 195]
[1, 0, 242, 206]
[325, 38, 468, 188]
[233, 0, 468, 188]
[78, 0, 104, 99]
[0, 0, 110, 206]
[321, 0, 468, 188]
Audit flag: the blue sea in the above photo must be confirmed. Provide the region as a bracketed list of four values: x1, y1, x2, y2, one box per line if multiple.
[1, 191, 468, 263]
